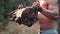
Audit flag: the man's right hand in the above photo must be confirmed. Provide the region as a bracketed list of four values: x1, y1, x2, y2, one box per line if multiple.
[32, 2, 42, 12]
[32, 2, 40, 9]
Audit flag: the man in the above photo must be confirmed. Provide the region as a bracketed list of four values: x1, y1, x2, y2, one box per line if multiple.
[32, 0, 59, 34]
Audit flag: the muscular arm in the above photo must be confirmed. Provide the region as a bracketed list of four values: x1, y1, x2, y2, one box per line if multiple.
[32, 0, 59, 20]
[41, 7, 59, 20]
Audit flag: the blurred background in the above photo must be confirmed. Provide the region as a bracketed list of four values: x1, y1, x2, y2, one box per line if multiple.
[0, 0, 60, 34]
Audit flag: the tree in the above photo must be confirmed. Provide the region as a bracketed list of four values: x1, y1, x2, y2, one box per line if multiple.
[21, 0, 29, 7]
[18, 0, 35, 9]
[0, 0, 22, 26]
[0, 0, 35, 28]
[18, 0, 30, 9]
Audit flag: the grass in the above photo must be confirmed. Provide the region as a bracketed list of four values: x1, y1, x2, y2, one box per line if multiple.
[0, 21, 40, 34]
[0, 21, 59, 34]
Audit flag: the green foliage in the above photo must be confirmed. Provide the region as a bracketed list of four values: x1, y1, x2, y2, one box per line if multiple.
[0, 0, 21, 26]
[0, 0, 35, 26]
[5, 0, 21, 13]
[28, 0, 35, 6]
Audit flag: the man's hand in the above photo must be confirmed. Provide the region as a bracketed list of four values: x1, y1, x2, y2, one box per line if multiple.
[32, 2, 42, 12]
[32, 2, 40, 9]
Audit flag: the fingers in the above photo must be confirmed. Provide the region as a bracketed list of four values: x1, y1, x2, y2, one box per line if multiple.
[32, 2, 40, 8]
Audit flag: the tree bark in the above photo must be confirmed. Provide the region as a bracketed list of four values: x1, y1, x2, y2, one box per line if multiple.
[18, 0, 29, 8]
[4, 0, 8, 18]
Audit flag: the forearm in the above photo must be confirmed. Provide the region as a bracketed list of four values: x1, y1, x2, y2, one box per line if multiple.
[40, 7, 59, 20]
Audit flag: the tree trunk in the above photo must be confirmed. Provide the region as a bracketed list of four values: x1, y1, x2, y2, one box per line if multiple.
[21, 0, 29, 7]
[4, 0, 8, 18]
[18, 0, 29, 9]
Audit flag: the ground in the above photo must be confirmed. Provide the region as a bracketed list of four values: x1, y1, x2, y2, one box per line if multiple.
[0, 21, 59, 34]
[0, 21, 40, 34]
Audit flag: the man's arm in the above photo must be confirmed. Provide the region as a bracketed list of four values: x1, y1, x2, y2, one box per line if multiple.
[32, 1, 59, 20]
[41, 7, 59, 20]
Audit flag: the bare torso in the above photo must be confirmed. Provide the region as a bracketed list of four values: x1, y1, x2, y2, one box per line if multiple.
[38, 0, 59, 31]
